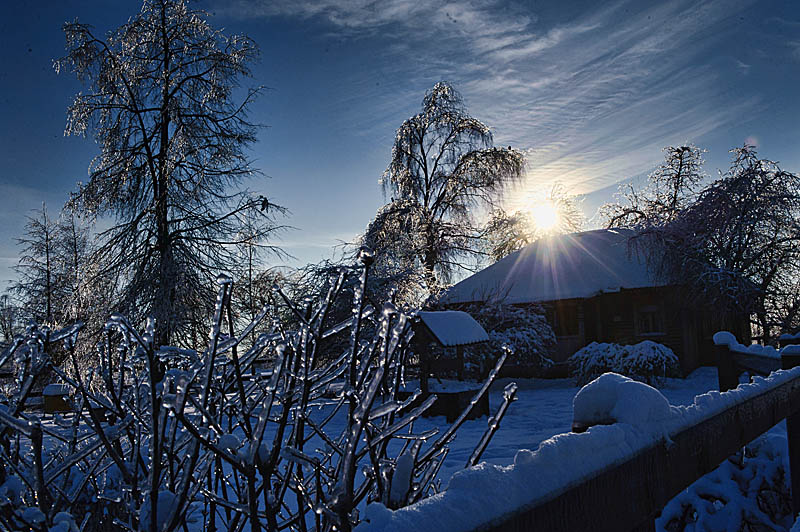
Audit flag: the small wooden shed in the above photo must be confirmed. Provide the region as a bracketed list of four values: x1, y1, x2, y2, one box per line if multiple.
[411, 311, 490, 421]
[415, 310, 486, 385]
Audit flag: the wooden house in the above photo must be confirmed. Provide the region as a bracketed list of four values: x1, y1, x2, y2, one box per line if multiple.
[442, 229, 749, 375]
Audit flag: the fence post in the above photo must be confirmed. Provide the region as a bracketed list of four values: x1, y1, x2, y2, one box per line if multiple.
[715, 343, 739, 392]
[781, 347, 800, 515]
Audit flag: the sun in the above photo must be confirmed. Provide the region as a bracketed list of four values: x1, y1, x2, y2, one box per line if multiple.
[530, 200, 560, 232]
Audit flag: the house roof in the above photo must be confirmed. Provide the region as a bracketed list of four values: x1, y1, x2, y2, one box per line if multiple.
[443, 229, 665, 305]
[416, 311, 489, 347]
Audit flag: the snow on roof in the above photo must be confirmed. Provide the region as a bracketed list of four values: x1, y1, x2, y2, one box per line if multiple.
[443, 229, 665, 305]
[416, 311, 489, 347]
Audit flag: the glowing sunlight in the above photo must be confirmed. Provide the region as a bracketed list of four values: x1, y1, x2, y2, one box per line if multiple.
[530, 200, 560, 232]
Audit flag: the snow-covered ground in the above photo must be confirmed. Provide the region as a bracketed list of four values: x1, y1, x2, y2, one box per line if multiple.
[35, 366, 789, 531]
[420, 366, 721, 485]
[361, 366, 796, 532]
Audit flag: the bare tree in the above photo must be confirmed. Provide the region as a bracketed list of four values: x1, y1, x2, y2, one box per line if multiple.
[609, 145, 800, 340]
[0, 295, 19, 346]
[12, 204, 58, 325]
[603, 145, 706, 229]
[56, 0, 285, 346]
[375, 82, 524, 294]
[0, 256, 516, 532]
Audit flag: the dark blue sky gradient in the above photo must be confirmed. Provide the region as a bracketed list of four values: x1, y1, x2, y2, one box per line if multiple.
[1, 0, 798, 285]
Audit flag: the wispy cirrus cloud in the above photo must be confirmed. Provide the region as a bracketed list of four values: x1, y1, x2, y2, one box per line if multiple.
[217, 0, 763, 205]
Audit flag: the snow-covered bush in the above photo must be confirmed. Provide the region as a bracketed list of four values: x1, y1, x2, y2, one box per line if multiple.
[569, 340, 680, 386]
[0, 251, 515, 532]
[452, 302, 555, 375]
[658, 431, 792, 531]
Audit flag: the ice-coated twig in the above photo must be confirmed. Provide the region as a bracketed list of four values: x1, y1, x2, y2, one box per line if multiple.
[419, 351, 508, 466]
[467, 382, 518, 468]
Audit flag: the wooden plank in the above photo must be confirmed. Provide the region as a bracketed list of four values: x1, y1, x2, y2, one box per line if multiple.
[732, 352, 780, 377]
[480, 372, 800, 532]
[716, 344, 740, 392]
[783, 353, 800, 514]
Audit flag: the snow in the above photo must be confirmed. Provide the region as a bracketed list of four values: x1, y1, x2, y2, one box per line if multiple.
[442, 229, 664, 305]
[712, 331, 737, 347]
[714, 330, 780, 359]
[572, 373, 674, 428]
[404, 379, 482, 393]
[417, 311, 489, 346]
[357, 367, 800, 532]
[21, 507, 45, 526]
[389, 452, 415, 507]
[139, 490, 178, 531]
[218, 433, 241, 450]
[784, 345, 800, 356]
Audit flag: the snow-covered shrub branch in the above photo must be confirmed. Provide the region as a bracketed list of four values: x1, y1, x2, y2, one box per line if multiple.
[569, 340, 680, 386]
[446, 302, 555, 375]
[0, 252, 513, 532]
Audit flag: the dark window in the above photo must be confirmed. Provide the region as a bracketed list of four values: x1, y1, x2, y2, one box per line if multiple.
[637, 305, 664, 335]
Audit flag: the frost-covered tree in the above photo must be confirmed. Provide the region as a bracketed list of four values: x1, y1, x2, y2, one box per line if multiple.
[12, 204, 58, 325]
[603, 145, 705, 229]
[360, 200, 428, 306]
[608, 146, 800, 340]
[375, 82, 524, 294]
[0, 295, 19, 346]
[455, 301, 555, 372]
[56, 0, 284, 346]
[484, 182, 585, 261]
[53, 211, 94, 324]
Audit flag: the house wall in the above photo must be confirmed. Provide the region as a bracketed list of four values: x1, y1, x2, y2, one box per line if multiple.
[542, 287, 749, 375]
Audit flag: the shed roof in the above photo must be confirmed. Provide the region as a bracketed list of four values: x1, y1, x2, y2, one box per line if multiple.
[443, 229, 665, 305]
[416, 311, 489, 347]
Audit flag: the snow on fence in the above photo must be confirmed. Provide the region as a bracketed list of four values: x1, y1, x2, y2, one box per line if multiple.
[360, 336, 800, 532]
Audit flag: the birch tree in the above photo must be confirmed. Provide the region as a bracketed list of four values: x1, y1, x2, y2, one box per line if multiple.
[375, 82, 524, 294]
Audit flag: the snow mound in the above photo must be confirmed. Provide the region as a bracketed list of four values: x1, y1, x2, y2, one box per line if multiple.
[573, 373, 675, 428]
[713, 330, 780, 359]
[713, 331, 737, 346]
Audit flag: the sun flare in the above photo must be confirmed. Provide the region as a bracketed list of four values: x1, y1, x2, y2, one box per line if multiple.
[530, 200, 560, 232]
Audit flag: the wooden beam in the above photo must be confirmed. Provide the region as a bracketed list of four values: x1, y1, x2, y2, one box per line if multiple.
[783, 352, 800, 514]
[480, 372, 800, 532]
[732, 352, 780, 377]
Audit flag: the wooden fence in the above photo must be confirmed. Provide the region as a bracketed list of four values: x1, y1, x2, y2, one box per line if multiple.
[475, 341, 800, 532]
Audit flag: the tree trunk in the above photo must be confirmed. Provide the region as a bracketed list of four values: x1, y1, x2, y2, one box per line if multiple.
[154, 6, 174, 348]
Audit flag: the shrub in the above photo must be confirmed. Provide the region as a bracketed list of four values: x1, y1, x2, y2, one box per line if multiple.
[569, 340, 680, 386]
[0, 253, 516, 532]
[454, 303, 555, 376]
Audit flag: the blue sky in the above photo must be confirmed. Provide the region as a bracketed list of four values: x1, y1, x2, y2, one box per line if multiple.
[1, 0, 798, 286]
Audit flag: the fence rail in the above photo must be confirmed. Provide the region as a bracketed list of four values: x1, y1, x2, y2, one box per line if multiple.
[473, 341, 800, 532]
